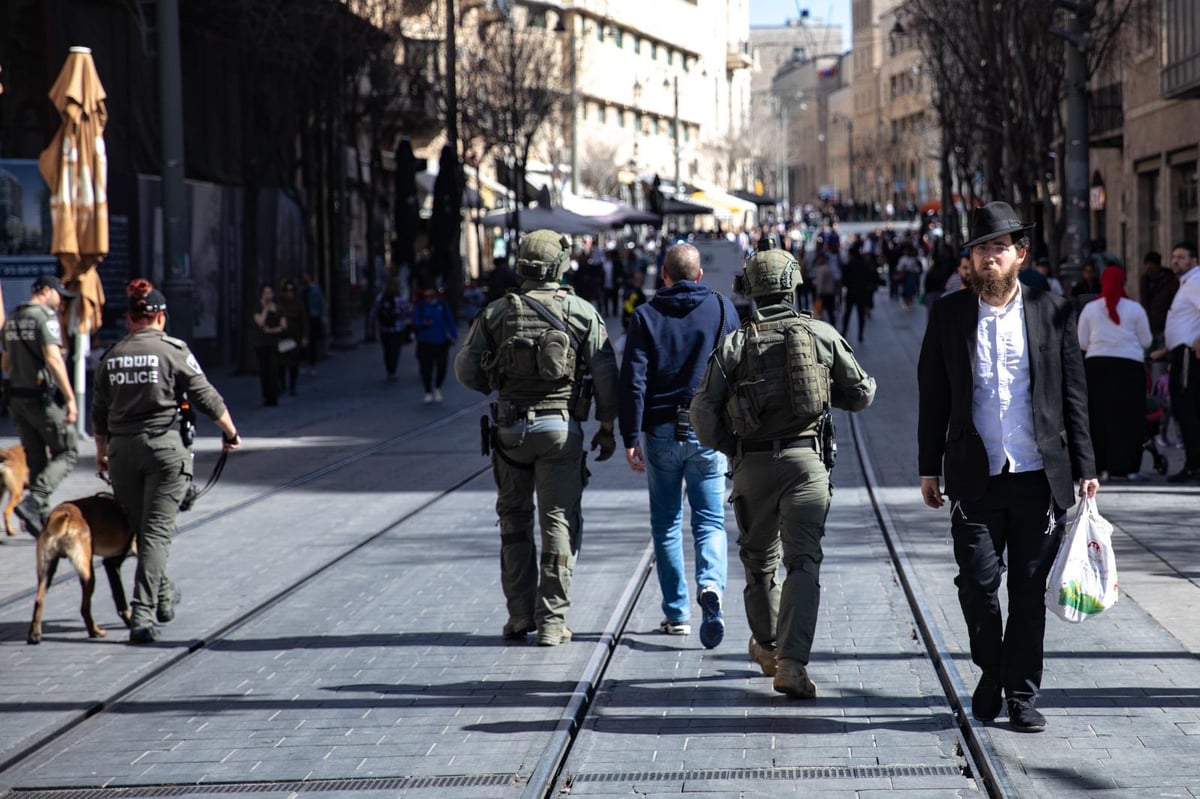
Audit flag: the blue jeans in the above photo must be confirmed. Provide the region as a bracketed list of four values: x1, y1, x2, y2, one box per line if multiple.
[643, 421, 729, 623]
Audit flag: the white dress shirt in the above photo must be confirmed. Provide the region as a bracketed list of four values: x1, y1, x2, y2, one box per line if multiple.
[1077, 296, 1153, 362]
[973, 292, 1044, 476]
[1164, 266, 1200, 350]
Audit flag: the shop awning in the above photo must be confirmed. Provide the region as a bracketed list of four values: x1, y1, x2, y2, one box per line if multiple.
[732, 189, 779, 206]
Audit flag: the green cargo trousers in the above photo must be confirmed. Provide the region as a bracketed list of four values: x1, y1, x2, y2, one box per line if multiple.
[9, 397, 78, 513]
[492, 411, 585, 635]
[107, 432, 192, 627]
[730, 445, 831, 663]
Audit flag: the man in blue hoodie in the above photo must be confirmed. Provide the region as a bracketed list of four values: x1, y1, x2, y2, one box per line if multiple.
[618, 243, 740, 648]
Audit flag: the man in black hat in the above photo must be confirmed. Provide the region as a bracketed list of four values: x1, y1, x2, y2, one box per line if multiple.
[1, 275, 80, 534]
[917, 201, 1099, 732]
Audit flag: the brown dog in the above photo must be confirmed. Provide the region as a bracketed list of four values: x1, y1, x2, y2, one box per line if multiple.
[28, 494, 134, 644]
[0, 444, 29, 536]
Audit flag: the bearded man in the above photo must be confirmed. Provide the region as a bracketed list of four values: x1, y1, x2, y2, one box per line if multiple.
[917, 201, 1099, 732]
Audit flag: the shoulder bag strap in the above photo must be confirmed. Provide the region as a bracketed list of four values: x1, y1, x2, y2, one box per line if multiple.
[519, 293, 582, 352]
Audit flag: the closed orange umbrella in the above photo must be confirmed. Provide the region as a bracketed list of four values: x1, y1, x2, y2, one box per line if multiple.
[37, 46, 108, 334]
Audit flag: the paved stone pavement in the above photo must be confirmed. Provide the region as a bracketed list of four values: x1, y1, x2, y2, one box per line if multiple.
[0, 298, 1198, 798]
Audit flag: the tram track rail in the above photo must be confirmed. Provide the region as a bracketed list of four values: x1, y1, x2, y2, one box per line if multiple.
[0, 402, 488, 615]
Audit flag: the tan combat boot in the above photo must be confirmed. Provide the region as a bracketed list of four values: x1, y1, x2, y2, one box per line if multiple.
[748, 636, 778, 677]
[773, 658, 817, 699]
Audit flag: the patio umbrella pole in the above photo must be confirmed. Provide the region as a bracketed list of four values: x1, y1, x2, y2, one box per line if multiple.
[72, 298, 89, 436]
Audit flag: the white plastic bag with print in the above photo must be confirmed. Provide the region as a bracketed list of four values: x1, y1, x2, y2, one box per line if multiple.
[1045, 496, 1119, 623]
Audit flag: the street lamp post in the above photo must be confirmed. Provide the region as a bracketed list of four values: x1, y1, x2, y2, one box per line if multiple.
[666, 75, 681, 194]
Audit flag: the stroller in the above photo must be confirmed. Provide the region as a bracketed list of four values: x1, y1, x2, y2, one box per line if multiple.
[1143, 369, 1170, 475]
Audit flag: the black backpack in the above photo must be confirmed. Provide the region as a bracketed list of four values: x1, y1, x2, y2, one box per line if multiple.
[378, 295, 399, 329]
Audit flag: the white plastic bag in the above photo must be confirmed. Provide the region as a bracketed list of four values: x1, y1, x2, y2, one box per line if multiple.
[1045, 496, 1119, 623]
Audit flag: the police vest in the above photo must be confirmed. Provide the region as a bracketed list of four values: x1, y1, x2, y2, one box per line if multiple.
[724, 312, 830, 439]
[486, 288, 579, 410]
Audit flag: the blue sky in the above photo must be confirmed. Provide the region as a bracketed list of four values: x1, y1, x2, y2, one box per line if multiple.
[750, 0, 853, 52]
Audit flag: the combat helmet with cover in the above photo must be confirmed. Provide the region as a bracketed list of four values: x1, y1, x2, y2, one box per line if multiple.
[516, 229, 572, 282]
[736, 238, 802, 299]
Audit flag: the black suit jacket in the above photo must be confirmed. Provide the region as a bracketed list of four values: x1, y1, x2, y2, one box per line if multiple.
[917, 285, 1096, 511]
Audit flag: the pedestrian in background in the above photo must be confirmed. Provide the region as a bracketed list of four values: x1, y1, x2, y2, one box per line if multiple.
[370, 276, 413, 382]
[621, 271, 648, 332]
[942, 250, 971, 294]
[300, 272, 325, 375]
[454, 229, 620, 646]
[1155, 241, 1200, 483]
[92, 279, 241, 643]
[690, 243, 876, 699]
[2, 275, 78, 535]
[252, 283, 285, 407]
[918, 201, 1098, 732]
[840, 242, 878, 343]
[619, 243, 739, 647]
[276, 279, 308, 396]
[412, 286, 457, 403]
[1140, 251, 1178, 353]
[1077, 266, 1152, 479]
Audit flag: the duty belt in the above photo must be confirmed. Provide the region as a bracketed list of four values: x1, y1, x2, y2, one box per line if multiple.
[739, 435, 818, 455]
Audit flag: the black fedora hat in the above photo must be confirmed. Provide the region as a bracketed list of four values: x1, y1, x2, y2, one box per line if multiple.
[964, 201, 1036, 249]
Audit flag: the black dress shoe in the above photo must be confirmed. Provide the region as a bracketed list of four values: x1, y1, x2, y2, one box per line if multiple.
[1167, 468, 1200, 484]
[1007, 698, 1046, 732]
[972, 673, 1004, 721]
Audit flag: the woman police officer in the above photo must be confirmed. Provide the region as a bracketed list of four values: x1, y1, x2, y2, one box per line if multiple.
[92, 279, 241, 643]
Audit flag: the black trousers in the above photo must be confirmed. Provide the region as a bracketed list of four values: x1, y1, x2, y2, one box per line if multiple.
[1084, 356, 1146, 475]
[950, 470, 1064, 700]
[381, 331, 406, 376]
[1169, 345, 1200, 470]
[255, 346, 280, 405]
[416, 341, 450, 391]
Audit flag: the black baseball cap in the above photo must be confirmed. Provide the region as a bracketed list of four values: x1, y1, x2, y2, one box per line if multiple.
[32, 275, 75, 298]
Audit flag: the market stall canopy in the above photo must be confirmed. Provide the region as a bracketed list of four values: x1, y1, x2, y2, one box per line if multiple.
[560, 193, 660, 228]
[37, 46, 107, 334]
[687, 179, 757, 220]
[478, 203, 601, 237]
[732, 189, 779, 206]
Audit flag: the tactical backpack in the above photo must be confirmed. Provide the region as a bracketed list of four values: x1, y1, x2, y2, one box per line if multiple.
[485, 288, 580, 411]
[724, 311, 830, 438]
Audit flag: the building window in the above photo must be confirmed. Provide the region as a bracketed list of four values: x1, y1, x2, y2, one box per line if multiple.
[666, 49, 674, 66]
[652, 118, 660, 135]
[1138, 169, 1161, 255]
[528, 9, 547, 28]
[597, 23, 605, 43]
[1174, 161, 1199, 244]
[612, 27, 623, 47]
[633, 36, 641, 55]
[651, 42, 658, 60]
[598, 104, 607, 124]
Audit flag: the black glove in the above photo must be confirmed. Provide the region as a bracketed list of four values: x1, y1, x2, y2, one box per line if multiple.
[590, 426, 616, 462]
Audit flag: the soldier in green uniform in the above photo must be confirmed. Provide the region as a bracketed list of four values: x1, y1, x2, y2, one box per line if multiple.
[2, 275, 79, 535]
[455, 230, 619, 646]
[92, 280, 241, 643]
[690, 243, 876, 697]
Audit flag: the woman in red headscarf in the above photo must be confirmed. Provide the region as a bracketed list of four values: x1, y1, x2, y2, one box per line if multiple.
[1076, 265, 1153, 479]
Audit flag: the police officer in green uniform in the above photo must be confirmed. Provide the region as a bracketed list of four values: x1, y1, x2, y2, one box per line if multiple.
[2, 275, 79, 535]
[92, 280, 241, 643]
[690, 243, 875, 697]
[455, 230, 619, 646]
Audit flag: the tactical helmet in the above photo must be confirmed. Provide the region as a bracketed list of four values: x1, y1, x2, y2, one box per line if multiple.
[737, 242, 802, 299]
[516, 229, 572, 282]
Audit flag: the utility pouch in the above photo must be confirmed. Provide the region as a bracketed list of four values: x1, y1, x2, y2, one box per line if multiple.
[480, 415, 493, 456]
[504, 336, 539, 378]
[570, 373, 594, 422]
[725, 378, 764, 437]
[819, 410, 837, 470]
[784, 322, 830, 420]
[674, 406, 692, 442]
[178, 400, 197, 448]
[535, 328, 575, 381]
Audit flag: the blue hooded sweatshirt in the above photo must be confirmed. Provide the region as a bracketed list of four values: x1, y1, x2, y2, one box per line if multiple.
[618, 281, 740, 448]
